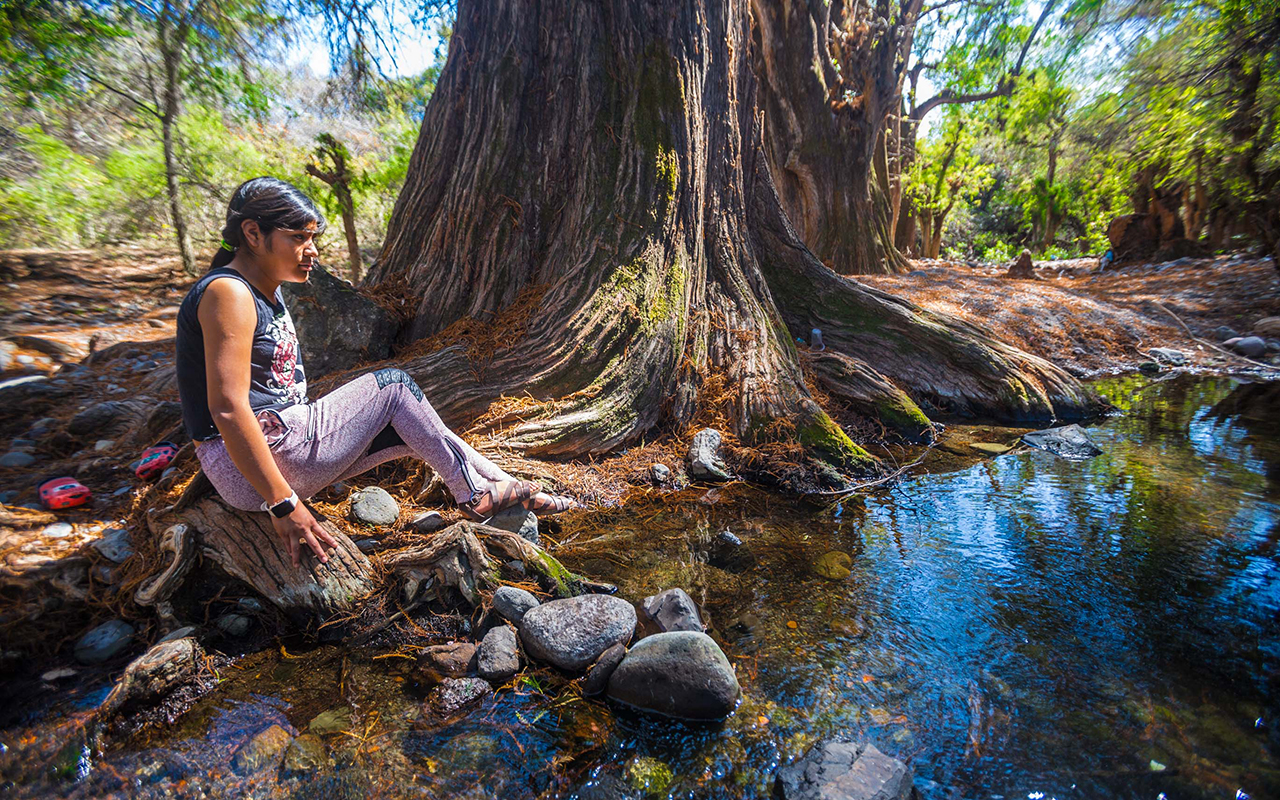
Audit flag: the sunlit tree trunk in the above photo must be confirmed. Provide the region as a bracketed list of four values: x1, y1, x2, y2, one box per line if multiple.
[366, 0, 1096, 466]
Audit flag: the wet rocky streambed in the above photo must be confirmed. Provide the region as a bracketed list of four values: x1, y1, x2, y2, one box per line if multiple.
[1, 374, 1277, 799]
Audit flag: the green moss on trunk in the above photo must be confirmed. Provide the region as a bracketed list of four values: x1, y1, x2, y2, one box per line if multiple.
[799, 411, 879, 472]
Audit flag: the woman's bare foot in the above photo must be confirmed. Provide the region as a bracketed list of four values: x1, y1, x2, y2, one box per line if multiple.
[460, 479, 539, 521]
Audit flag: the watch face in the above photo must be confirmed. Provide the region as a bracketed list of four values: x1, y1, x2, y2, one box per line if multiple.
[271, 499, 295, 518]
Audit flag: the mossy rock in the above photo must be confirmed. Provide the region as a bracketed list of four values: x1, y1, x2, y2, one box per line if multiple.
[813, 551, 852, 581]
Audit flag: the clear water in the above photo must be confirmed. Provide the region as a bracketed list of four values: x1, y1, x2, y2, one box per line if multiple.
[2, 374, 1277, 799]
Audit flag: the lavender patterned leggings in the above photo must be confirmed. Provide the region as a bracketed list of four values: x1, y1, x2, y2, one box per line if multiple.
[197, 369, 512, 511]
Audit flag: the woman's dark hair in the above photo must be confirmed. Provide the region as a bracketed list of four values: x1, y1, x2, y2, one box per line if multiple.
[210, 177, 327, 270]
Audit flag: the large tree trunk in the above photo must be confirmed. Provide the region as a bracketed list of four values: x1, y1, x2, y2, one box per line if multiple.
[158, 27, 195, 276]
[366, 0, 1095, 467]
[749, 0, 910, 275]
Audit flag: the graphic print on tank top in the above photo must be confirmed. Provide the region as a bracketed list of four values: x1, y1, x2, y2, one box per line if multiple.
[265, 307, 307, 404]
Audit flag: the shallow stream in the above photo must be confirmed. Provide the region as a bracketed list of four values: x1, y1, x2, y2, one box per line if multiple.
[4, 374, 1278, 799]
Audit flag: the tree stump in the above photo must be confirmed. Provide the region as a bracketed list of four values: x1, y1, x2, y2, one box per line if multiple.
[153, 496, 376, 624]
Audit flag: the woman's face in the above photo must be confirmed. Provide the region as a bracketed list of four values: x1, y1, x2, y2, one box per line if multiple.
[244, 220, 320, 283]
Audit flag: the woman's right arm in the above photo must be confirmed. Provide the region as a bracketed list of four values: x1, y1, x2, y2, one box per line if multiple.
[197, 279, 337, 566]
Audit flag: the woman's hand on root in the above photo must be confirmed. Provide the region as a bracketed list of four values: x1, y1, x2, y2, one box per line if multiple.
[272, 503, 338, 566]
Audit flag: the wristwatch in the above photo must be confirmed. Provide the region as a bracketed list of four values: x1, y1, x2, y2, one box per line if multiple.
[262, 491, 299, 518]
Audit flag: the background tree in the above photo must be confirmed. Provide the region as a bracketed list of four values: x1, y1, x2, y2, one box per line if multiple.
[307, 132, 365, 281]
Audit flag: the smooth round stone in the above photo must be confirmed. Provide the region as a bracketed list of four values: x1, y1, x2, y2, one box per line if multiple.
[813, 551, 852, 581]
[0, 451, 35, 468]
[582, 643, 626, 696]
[651, 463, 671, 483]
[409, 510, 446, 533]
[427, 677, 492, 717]
[282, 733, 327, 773]
[492, 586, 540, 625]
[43, 522, 74, 539]
[231, 725, 292, 775]
[74, 620, 136, 664]
[519, 594, 636, 672]
[477, 625, 521, 683]
[349, 486, 400, 526]
[606, 631, 740, 720]
[93, 439, 115, 452]
[215, 614, 251, 637]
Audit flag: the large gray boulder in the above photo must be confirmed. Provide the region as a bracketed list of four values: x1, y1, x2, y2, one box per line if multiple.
[519, 594, 636, 672]
[774, 741, 914, 800]
[606, 631, 739, 720]
[282, 264, 399, 380]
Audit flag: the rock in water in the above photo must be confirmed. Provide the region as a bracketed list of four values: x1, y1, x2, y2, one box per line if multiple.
[74, 620, 135, 664]
[477, 625, 521, 683]
[349, 486, 400, 526]
[417, 642, 477, 677]
[308, 706, 352, 735]
[581, 643, 626, 696]
[493, 586, 540, 624]
[282, 733, 327, 773]
[427, 677, 492, 717]
[606, 631, 740, 720]
[812, 551, 852, 581]
[641, 588, 703, 633]
[1149, 347, 1187, 365]
[98, 637, 203, 717]
[1021, 424, 1103, 460]
[688, 428, 732, 481]
[774, 741, 914, 800]
[487, 505, 539, 544]
[519, 594, 636, 672]
[231, 725, 292, 775]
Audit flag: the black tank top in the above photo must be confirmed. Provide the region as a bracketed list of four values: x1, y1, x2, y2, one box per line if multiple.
[176, 267, 309, 441]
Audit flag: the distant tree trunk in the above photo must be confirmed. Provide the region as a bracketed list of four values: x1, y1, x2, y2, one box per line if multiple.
[307, 133, 363, 282]
[366, 0, 1095, 465]
[749, 0, 910, 275]
[157, 19, 194, 276]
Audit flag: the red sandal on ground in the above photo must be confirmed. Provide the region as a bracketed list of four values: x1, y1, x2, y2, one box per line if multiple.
[460, 479, 539, 522]
[523, 492, 581, 515]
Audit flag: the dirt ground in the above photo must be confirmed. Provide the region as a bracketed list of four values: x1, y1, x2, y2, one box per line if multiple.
[862, 253, 1280, 375]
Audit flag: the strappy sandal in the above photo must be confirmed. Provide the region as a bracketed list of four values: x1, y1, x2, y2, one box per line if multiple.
[522, 492, 581, 515]
[460, 479, 539, 522]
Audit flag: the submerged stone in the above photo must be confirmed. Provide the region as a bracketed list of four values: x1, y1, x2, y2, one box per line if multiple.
[813, 551, 852, 581]
[427, 677, 492, 717]
[231, 725, 292, 775]
[775, 741, 914, 800]
[1021, 424, 1103, 460]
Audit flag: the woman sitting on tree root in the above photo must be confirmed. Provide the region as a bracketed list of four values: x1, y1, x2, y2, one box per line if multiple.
[176, 177, 578, 566]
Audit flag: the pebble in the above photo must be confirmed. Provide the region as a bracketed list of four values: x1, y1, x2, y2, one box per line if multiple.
[812, 551, 853, 581]
[159, 626, 198, 643]
[231, 725, 292, 775]
[282, 734, 327, 773]
[1231, 336, 1268, 359]
[308, 706, 352, 735]
[417, 642, 477, 677]
[651, 463, 671, 483]
[215, 614, 252, 637]
[519, 594, 636, 672]
[93, 440, 114, 452]
[409, 510, 446, 533]
[582, 643, 626, 696]
[92, 528, 134, 563]
[349, 486, 400, 526]
[43, 522, 74, 539]
[477, 625, 521, 683]
[426, 677, 491, 717]
[147, 319, 166, 329]
[112, 485, 132, 497]
[41, 667, 78, 682]
[0, 490, 18, 504]
[492, 586, 540, 625]
[487, 506, 539, 544]
[641, 588, 703, 633]
[10, 438, 35, 450]
[0, 451, 36, 468]
[74, 620, 136, 664]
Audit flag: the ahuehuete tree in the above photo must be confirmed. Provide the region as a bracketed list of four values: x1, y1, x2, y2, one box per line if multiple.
[362, 0, 1096, 470]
